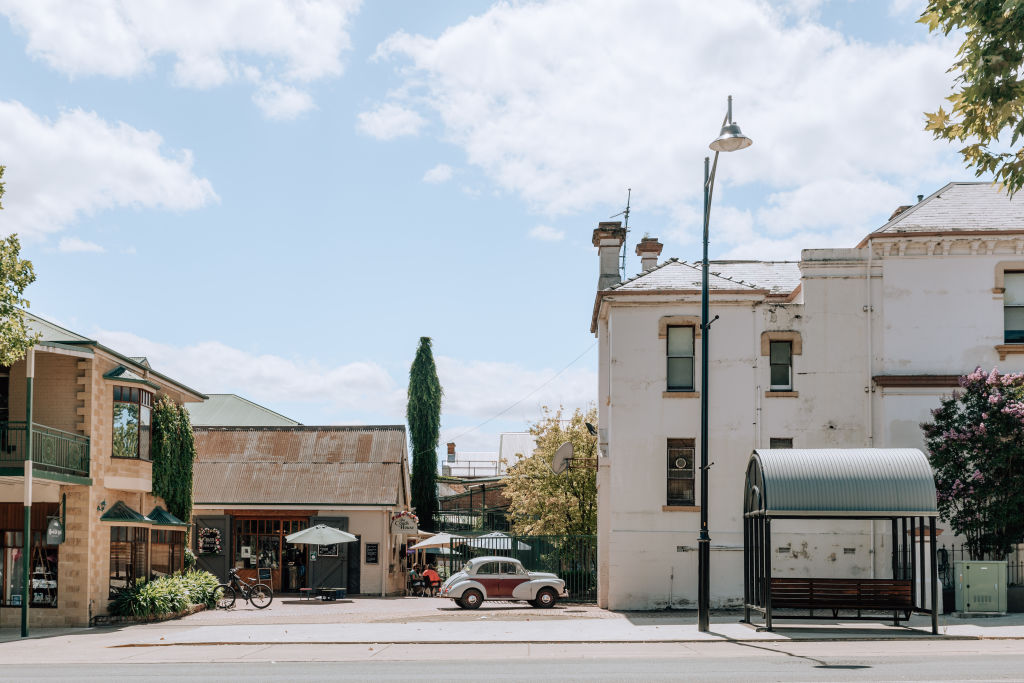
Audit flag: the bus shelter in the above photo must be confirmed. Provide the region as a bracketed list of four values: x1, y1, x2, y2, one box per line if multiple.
[743, 448, 939, 634]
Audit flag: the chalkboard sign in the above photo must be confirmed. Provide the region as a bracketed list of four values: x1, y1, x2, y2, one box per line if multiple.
[258, 568, 272, 581]
[365, 543, 379, 565]
[199, 527, 222, 555]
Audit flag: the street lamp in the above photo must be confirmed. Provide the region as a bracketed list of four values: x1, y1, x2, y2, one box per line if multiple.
[698, 95, 752, 633]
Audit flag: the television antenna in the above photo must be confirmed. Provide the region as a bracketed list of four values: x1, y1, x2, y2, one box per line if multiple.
[609, 188, 632, 281]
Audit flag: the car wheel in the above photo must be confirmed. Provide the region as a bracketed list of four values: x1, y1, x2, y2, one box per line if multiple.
[459, 588, 483, 610]
[534, 587, 558, 608]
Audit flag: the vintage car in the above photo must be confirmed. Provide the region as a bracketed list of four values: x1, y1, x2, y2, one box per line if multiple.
[439, 556, 568, 609]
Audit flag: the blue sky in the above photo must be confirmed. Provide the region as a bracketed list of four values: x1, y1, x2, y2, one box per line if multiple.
[0, 0, 978, 454]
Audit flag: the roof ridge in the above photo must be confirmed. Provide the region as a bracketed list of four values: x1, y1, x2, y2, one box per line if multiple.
[679, 260, 759, 289]
[192, 424, 406, 432]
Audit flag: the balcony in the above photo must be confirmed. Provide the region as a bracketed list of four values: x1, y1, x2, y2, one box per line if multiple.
[0, 421, 91, 482]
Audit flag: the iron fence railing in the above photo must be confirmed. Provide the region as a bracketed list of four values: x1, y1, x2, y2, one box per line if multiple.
[441, 533, 598, 603]
[936, 543, 1024, 588]
[0, 421, 90, 479]
[435, 507, 510, 534]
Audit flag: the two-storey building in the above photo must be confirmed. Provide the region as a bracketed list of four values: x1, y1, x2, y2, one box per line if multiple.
[593, 182, 1024, 610]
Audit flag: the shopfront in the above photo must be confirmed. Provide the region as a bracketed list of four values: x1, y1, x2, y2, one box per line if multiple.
[0, 502, 60, 610]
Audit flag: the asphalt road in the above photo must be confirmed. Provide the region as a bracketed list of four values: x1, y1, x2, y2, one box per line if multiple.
[4, 641, 1024, 682]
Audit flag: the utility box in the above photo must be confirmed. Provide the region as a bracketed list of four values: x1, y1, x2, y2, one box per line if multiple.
[955, 561, 1007, 614]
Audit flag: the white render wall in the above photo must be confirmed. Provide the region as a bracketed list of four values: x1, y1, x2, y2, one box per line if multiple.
[597, 237, 1024, 610]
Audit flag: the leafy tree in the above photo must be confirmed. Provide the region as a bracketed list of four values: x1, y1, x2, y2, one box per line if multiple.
[921, 367, 1024, 559]
[503, 405, 597, 536]
[407, 337, 442, 532]
[0, 164, 41, 365]
[921, 2, 1024, 193]
[151, 396, 198, 526]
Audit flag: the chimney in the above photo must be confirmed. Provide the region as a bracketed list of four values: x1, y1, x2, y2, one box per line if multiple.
[635, 236, 663, 272]
[592, 221, 627, 289]
[446, 442, 456, 463]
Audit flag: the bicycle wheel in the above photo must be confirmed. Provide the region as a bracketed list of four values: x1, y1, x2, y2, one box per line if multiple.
[250, 583, 273, 609]
[214, 583, 236, 609]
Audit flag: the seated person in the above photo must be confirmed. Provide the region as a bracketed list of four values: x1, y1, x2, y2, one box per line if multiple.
[422, 565, 441, 596]
[408, 564, 424, 596]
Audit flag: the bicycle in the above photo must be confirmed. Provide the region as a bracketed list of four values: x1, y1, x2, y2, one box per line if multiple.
[216, 568, 274, 609]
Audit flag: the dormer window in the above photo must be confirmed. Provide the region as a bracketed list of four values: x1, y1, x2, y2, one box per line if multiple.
[1006, 272, 1024, 343]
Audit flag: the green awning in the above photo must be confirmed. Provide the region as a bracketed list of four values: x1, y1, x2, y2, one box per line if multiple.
[104, 365, 161, 390]
[148, 506, 189, 527]
[100, 501, 152, 523]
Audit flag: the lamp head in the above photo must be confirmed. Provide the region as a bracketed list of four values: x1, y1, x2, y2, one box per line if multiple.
[709, 122, 753, 153]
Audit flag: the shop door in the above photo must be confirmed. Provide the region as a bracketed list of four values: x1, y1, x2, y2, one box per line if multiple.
[346, 535, 361, 595]
[309, 516, 348, 590]
[193, 515, 231, 582]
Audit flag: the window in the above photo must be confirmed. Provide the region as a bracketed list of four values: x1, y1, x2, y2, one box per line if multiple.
[150, 530, 185, 580]
[769, 341, 792, 391]
[109, 526, 148, 598]
[667, 326, 695, 391]
[1006, 272, 1024, 343]
[112, 386, 153, 459]
[667, 438, 695, 506]
[769, 438, 793, 449]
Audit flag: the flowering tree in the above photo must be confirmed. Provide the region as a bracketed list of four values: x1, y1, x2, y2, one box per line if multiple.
[922, 368, 1024, 559]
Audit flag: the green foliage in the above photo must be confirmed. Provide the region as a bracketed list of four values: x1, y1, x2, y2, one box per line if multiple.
[921, 367, 1024, 559]
[0, 165, 5, 209]
[921, 1, 1024, 193]
[184, 547, 196, 570]
[151, 396, 197, 527]
[108, 570, 221, 617]
[0, 232, 40, 367]
[408, 337, 442, 532]
[504, 406, 597, 536]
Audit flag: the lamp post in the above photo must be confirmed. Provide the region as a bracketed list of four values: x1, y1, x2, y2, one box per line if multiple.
[698, 95, 752, 632]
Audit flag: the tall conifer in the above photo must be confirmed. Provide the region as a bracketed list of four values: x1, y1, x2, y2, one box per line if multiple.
[407, 337, 442, 531]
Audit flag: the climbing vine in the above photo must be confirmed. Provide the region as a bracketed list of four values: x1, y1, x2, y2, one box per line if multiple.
[151, 396, 197, 530]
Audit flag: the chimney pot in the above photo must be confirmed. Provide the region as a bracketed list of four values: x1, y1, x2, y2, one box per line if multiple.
[592, 221, 627, 289]
[635, 236, 663, 271]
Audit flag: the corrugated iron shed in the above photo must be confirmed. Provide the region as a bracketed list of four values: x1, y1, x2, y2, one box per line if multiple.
[746, 448, 938, 517]
[193, 425, 408, 506]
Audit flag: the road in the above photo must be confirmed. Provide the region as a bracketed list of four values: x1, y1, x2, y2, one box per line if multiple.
[4, 640, 1024, 681]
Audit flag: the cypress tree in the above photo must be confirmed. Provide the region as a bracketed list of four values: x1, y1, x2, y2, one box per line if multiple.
[407, 337, 442, 532]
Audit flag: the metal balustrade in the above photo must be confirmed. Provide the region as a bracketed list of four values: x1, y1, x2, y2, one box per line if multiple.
[0, 421, 90, 479]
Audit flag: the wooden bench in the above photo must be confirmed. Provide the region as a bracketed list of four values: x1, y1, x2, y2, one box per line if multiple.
[769, 578, 913, 624]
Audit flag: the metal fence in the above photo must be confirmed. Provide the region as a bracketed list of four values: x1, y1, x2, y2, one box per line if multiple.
[442, 533, 598, 602]
[937, 543, 1024, 588]
[0, 421, 91, 478]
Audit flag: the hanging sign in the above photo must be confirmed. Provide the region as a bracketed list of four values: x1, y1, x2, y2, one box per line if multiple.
[390, 511, 419, 536]
[46, 517, 65, 545]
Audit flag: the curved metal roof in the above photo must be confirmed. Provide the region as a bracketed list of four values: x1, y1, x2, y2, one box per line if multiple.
[745, 449, 938, 517]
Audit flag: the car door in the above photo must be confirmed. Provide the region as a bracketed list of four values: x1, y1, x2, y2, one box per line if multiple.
[497, 561, 530, 598]
[474, 562, 501, 598]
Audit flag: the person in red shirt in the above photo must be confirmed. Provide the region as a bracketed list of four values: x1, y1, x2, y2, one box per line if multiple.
[422, 565, 441, 596]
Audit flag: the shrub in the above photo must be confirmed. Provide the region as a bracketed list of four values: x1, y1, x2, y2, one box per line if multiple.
[108, 570, 221, 618]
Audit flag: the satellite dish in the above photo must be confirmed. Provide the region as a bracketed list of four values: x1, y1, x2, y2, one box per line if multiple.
[551, 441, 573, 475]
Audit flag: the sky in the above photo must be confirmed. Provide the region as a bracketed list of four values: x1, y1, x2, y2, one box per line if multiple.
[0, 0, 980, 456]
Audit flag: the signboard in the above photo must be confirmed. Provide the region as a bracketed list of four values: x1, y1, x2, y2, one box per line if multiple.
[258, 568, 272, 581]
[198, 527, 222, 555]
[365, 543, 379, 565]
[46, 518, 64, 545]
[319, 544, 338, 557]
[390, 515, 419, 536]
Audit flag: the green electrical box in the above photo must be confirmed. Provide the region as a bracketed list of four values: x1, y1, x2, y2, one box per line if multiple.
[954, 561, 1007, 614]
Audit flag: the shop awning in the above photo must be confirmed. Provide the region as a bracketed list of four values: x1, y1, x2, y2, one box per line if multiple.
[100, 500, 152, 523]
[148, 506, 189, 527]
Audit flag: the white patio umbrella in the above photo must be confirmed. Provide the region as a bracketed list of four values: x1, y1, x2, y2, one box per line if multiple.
[409, 532, 464, 550]
[464, 531, 531, 551]
[285, 524, 358, 545]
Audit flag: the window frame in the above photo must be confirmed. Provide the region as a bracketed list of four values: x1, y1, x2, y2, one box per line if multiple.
[666, 438, 696, 507]
[1004, 271, 1024, 344]
[111, 385, 154, 460]
[768, 341, 793, 392]
[769, 437, 794, 449]
[666, 326, 696, 392]
[109, 526, 149, 599]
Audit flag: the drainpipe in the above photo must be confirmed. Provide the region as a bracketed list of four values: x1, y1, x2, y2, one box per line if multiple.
[22, 348, 34, 638]
[866, 239, 875, 578]
[381, 510, 387, 597]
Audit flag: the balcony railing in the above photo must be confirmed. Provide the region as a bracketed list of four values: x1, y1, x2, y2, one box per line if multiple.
[0, 421, 91, 479]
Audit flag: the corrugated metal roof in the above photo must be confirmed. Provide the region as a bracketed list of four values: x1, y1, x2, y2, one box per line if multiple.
[186, 394, 300, 427]
[747, 448, 937, 517]
[192, 425, 408, 506]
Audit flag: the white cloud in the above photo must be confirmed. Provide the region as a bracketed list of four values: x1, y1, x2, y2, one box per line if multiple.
[0, 0, 360, 118]
[528, 224, 565, 242]
[356, 103, 426, 140]
[367, 0, 962, 258]
[57, 237, 105, 253]
[422, 163, 454, 184]
[253, 81, 315, 120]
[0, 100, 217, 238]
